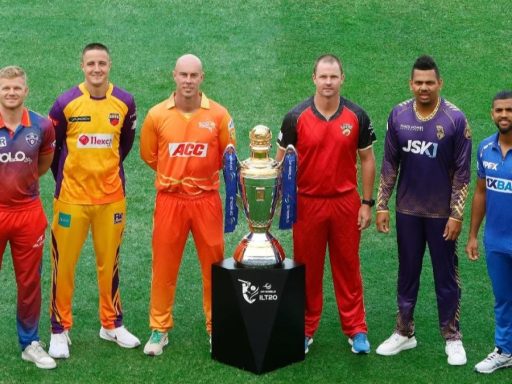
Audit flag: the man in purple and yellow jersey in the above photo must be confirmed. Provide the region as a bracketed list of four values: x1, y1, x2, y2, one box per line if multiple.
[276, 54, 376, 355]
[0, 66, 56, 369]
[140, 54, 236, 356]
[48, 43, 140, 359]
[375, 55, 471, 366]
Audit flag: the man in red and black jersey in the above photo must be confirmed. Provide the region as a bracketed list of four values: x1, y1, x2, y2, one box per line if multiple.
[276, 54, 376, 355]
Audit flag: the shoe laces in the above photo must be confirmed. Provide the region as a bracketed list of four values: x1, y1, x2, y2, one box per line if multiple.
[150, 331, 164, 344]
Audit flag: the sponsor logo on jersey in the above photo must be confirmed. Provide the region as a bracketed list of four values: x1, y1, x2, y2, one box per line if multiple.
[402, 140, 438, 158]
[168, 142, 208, 157]
[58, 212, 71, 228]
[25, 132, 39, 146]
[69, 116, 91, 122]
[399, 124, 423, 132]
[114, 212, 123, 224]
[341, 123, 353, 136]
[109, 113, 120, 126]
[436, 125, 445, 140]
[486, 176, 512, 193]
[198, 121, 215, 132]
[0, 137, 6, 147]
[238, 279, 279, 304]
[0, 151, 31, 163]
[77, 133, 114, 148]
[483, 161, 498, 170]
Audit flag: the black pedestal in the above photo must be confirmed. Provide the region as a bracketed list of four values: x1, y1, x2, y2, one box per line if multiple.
[211, 259, 305, 374]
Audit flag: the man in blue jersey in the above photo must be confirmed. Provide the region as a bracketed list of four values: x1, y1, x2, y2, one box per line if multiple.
[375, 55, 471, 366]
[466, 90, 512, 374]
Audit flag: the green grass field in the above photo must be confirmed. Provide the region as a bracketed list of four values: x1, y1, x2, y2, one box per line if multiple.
[0, 0, 511, 382]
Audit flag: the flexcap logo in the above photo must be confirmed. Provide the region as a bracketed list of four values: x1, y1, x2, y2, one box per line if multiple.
[169, 142, 208, 157]
[77, 133, 113, 148]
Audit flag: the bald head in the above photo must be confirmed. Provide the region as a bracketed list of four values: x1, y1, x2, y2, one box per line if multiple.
[174, 54, 203, 73]
[173, 53, 204, 104]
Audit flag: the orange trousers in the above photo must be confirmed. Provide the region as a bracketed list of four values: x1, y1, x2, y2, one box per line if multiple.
[149, 191, 224, 334]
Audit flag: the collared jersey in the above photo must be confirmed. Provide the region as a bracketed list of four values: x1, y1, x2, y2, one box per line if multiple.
[377, 98, 471, 220]
[140, 93, 236, 195]
[277, 96, 376, 197]
[49, 83, 136, 205]
[0, 108, 54, 210]
[477, 133, 512, 252]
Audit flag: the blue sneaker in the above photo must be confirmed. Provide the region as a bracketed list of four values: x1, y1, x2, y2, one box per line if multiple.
[349, 332, 370, 354]
[305, 336, 313, 354]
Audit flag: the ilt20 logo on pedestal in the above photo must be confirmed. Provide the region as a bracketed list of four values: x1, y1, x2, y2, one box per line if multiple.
[238, 279, 279, 304]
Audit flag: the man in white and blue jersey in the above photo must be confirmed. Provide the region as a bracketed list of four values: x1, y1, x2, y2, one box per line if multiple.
[466, 90, 512, 374]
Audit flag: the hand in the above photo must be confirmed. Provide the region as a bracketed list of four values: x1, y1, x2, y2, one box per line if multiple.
[376, 211, 390, 233]
[465, 237, 480, 261]
[443, 218, 462, 241]
[357, 204, 372, 231]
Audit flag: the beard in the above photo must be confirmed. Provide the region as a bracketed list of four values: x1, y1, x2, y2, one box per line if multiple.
[495, 120, 512, 135]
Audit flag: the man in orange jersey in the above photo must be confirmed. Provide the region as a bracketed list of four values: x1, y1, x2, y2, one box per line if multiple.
[140, 54, 236, 356]
[48, 43, 140, 359]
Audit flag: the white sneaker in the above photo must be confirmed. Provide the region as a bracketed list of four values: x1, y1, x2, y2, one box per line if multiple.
[49, 331, 71, 359]
[22, 341, 57, 369]
[376, 332, 417, 356]
[445, 340, 467, 366]
[99, 326, 141, 348]
[144, 330, 169, 356]
[475, 348, 512, 373]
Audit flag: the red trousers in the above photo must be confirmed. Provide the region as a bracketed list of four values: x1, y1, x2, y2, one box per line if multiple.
[293, 190, 368, 338]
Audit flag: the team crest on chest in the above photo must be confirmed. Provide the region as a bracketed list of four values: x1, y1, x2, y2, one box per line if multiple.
[341, 123, 353, 136]
[436, 125, 445, 140]
[109, 113, 120, 126]
[198, 120, 215, 132]
[25, 132, 39, 146]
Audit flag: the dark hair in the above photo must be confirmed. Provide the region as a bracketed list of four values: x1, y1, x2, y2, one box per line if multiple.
[82, 43, 110, 58]
[313, 54, 343, 75]
[411, 55, 440, 79]
[492, 90, 512, 106]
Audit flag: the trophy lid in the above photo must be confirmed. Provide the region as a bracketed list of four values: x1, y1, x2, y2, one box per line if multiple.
[249, 125, 272, 154]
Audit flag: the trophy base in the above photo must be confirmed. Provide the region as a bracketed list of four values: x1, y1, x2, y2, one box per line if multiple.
[233, 232, 285, 268]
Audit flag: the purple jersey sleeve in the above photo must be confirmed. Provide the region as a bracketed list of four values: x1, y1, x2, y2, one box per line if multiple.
[112, 86, 136, 161]
[377, 116, 400, 211]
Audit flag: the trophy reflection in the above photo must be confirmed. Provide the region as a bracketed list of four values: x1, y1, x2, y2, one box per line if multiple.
[223, 125, 297, 268]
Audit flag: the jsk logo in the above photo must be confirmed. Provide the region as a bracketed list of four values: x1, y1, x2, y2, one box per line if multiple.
[109, 113, 120, 126]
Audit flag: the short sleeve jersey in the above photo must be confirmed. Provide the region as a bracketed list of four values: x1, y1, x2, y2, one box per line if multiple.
[476, 133, 512, 252]
[377, 98, 472, 220]
[49, 83, 136, 205]
[139, 93, 236, 195]
[0, 108, 55, 210]
[277, 96, 376, 197]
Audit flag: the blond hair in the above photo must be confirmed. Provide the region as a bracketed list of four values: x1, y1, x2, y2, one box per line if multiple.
[0, 65, 28, 84]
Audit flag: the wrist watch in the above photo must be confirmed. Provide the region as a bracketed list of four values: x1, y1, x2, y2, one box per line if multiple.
[361, 198, 375, 207]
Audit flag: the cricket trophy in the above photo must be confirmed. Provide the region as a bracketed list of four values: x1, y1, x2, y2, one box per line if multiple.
[223, 125, 297, 267]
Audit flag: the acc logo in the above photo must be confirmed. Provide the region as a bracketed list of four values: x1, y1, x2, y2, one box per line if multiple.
[0, 151, 29, 163]
[25, 132, 39, 146]
[77, 134, 113, 148]
[109, 113, 120, 126]
[341, 123, 353, 136]
[436, 125, 445, 140]
[0, 137, 6, 147]
[402, 140, 438, 158]
[486, 176, 512, 193]
[483, 161, 498, 170]
[169, 142, 208, 157]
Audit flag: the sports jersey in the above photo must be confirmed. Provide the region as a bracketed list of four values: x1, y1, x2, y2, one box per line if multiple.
[140, 93, 235, 195]
[477, 133, 512, 252]
[377, 98, 471, 220]
[49, 82, 136, 205]
[277, 96, 376, 197]
[0, 108, 54, 209]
